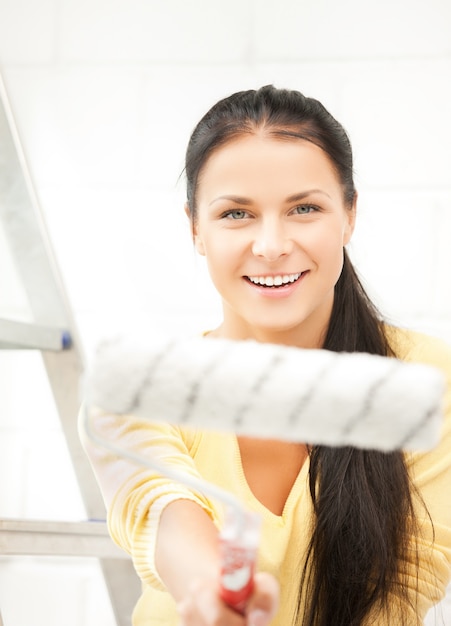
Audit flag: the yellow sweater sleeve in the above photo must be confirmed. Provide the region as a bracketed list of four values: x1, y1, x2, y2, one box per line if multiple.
[78, 407, 219, 590]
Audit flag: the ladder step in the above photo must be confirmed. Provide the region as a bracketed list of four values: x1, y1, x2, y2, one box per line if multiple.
[0, 518, 128, 559]
[0, 318, 71, 351]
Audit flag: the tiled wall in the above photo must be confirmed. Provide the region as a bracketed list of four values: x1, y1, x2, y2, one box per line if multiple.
[0, 1, 450, 624]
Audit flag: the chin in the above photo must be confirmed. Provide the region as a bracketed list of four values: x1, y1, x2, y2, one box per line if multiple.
[249, 318, 309, 336]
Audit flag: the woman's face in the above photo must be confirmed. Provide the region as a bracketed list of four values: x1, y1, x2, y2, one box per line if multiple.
[191, 134, 356, 347]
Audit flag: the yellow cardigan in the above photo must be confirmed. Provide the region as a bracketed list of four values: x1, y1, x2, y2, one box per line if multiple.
[80, 327, 451, 625]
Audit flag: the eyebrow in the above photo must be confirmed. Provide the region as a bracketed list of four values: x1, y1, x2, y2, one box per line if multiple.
[209, 194, 252, 207]
[209, 189, 331, 207]
[286, 190, 332, 202]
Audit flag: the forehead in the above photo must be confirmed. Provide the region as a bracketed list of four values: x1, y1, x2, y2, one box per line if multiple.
[196, 134, 343, 203]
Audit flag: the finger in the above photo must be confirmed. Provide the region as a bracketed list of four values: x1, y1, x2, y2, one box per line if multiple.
[178, 579, 246, 626]
[245, 572, 280, 626]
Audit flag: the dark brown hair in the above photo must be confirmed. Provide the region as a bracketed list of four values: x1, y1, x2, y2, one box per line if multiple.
[184, 85, 422, 625]
[299, 252, 420, 625]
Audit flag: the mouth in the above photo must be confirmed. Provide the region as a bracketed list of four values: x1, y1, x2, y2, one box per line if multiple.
[244, 272, 304, 288]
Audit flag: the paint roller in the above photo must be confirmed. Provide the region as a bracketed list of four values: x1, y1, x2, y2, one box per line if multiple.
[82, 333, 445, 613]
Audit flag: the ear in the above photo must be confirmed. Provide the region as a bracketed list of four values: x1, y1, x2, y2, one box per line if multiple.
[185, 202, 206, 255]
[343, 193, 357, 246]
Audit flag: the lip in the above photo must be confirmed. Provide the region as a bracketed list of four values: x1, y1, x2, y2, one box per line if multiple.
[243, 271, 308, 298]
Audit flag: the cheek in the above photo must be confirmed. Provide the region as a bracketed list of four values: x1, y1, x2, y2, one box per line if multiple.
[201, 237, 237, 278]
[300, 221, 346, 261]
[204, 236, 252, 291]
[202, 230, 245, 262]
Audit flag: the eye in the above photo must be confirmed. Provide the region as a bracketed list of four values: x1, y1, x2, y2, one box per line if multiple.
[222, 209, 249, 220]
[291, 204, 319, 215]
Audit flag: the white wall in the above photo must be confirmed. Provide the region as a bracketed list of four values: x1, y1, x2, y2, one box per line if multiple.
[0, 1, 450, 624]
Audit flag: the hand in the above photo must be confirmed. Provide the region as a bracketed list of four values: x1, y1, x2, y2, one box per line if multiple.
[245, 573, 280, 625]
[177, 571, 279, 626]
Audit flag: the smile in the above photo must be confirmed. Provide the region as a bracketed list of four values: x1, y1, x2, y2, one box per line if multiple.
[245, 272, 303, 287]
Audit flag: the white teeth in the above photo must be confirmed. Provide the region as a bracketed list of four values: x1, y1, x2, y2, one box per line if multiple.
[248, 273, 302, 287]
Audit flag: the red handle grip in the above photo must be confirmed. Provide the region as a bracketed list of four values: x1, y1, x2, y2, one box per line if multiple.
[218, 510, 261, 614]
[219, 537, 256, 613]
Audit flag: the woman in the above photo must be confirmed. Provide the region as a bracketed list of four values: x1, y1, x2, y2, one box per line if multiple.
[81, 85, 451, 625]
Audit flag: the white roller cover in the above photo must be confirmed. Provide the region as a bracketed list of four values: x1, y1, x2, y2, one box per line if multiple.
[84, 334, 446, 452]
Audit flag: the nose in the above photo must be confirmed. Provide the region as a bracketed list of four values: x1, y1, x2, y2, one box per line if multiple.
[251, 219, 293, 261]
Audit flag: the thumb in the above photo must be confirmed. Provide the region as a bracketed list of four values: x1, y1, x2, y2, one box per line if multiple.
[246, 572, 279, 626]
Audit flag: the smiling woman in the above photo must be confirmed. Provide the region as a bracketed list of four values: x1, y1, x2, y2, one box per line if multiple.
[81, 85, 451, 626]
[191, 136, 355, 346]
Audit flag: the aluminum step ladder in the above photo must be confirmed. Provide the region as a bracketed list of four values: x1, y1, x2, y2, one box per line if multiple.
[0, 72, 141, 626]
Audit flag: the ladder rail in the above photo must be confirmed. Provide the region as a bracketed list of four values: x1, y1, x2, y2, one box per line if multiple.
[0, 72, 141, 626]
